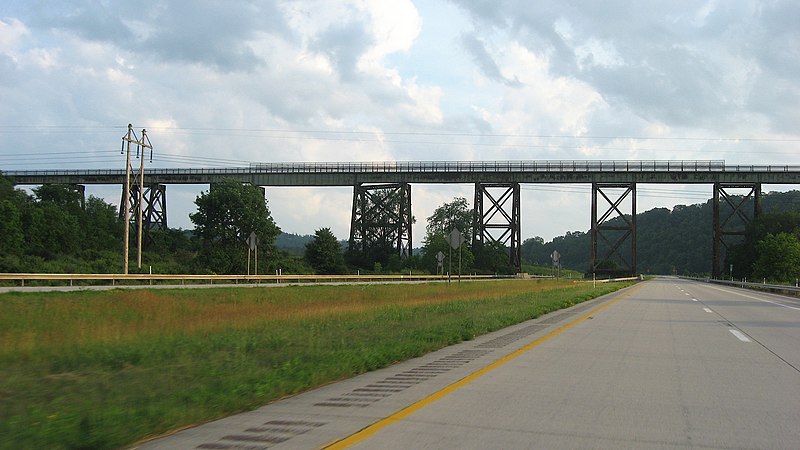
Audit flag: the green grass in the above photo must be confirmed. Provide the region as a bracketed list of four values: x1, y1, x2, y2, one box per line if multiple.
[0, 280, 631, 449]
[521, 263, 584, 278]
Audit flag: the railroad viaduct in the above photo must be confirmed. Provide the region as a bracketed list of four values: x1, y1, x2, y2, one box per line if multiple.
[6, 160, 800, 277]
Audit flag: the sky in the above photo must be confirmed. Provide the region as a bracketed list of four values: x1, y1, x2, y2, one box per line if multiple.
[1, 0, 798, 247]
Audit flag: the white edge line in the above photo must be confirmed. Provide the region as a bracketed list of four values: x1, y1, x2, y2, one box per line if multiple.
[703, 284, 800, 311]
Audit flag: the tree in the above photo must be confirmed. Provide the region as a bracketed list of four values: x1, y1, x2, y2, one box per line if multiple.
[473, 241, 515, 274]
[23, 191, 81, 257]
[520, 236, 545, 264]
[727, 211, 800, 279]
[82, 196, 122, 253]
[425, 197, 473, 245]
[32, 184, 84, 216]
[752, 232, 800, 282]
[0, 177, 125, 272]
[190, 179, 280, 274]
[420, 232, 474, 275]
[420, 197, 476, 273]
[0, 200, 24, 256]
[305, 228, 346, 274]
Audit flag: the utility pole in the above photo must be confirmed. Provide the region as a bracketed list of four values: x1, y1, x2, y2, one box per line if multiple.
[121, 125, 135, 275]
[120, 124, 153, 274]
[136, 128, 153, 270]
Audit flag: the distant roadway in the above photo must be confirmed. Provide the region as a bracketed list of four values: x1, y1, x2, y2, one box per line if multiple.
[137, 277, 800, 449]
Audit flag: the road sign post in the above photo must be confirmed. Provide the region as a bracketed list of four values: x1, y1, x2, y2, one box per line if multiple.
[448, 228, 465, 284]
[551, 250, 561, 279]
[247, 232, 259, 277]
[435, 251, 445, 276]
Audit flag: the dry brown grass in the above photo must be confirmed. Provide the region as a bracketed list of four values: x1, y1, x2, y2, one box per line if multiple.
[0, 280, 576, 353]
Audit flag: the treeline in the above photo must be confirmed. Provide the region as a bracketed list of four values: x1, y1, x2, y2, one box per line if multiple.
[0, 177, 312, 275]
[0, 177, 124, 273]
[522, 190, 800, 279]
[0, 176, 516, 276]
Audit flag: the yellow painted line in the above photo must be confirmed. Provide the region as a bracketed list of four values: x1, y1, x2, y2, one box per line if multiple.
[324, 282, 647, 449]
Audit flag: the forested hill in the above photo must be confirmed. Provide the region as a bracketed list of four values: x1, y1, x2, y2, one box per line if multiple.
[521, 190, 800, 275]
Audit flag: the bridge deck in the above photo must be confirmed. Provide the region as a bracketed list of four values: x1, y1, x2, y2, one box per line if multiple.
[5, 160, 800, 186]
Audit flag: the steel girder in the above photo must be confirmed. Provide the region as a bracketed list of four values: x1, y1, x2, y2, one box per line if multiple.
[472, 182, 521, 272]
[591, 182, 637, 276]
[348, 183, 412, 258]
[712, 182, 761, 278]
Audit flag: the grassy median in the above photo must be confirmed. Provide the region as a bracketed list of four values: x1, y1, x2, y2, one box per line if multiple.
[0, 280, 630, 449]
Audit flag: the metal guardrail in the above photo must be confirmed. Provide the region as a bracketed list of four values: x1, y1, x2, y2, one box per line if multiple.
[680, 276, 800, 295]
[5, 160, 800, 178]
[705, 278, 800, 295]
[0, 273, 639, 292]
[0, 272, 509, 288]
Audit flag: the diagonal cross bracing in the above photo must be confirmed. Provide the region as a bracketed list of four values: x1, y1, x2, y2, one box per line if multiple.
[712, 182, 761, 278]
[591, 182, 636, 276]
[122, 184, 168, 249]
[473, 183, 521, 272]
[349, 183, 412, 260]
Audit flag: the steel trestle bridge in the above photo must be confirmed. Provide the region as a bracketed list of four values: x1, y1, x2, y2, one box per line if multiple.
[6, 160, 800, 186]
[5, 160, 800, 277]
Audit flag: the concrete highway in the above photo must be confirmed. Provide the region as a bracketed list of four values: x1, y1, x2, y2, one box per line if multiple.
[138, 277, 800, 449]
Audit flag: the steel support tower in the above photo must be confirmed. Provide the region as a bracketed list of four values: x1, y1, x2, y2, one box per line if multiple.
[120, 183, 167, 249]
[66, 184, 86, 210]
[712, 182, 761, 279]
[348, 183, 412, 258]
[591, 182, 637, 277]
[472, 182, 521, 272]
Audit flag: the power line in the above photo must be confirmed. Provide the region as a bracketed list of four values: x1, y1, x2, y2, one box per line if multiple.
[140, 126, 800, 143]
[2, 123, 798, 142]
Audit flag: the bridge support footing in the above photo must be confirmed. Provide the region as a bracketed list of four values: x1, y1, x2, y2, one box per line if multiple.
[472, 182, 521, 272]
[591, 182, 636, 277]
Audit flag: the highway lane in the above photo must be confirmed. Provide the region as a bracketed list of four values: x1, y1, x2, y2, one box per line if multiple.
[139, 278, 800, 449]
[683, 281, 800, 371]
[340, 277, 800, 449]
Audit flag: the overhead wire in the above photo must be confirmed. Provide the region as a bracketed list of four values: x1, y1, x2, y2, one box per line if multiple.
[1, 124, 797, 172]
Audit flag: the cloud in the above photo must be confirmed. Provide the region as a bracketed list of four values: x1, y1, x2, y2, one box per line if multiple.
[0, 18, 30, 53]
[310, 20, 372, 82]
[449, 0, 800, 139]
[460, 33, 521, 87]
[30, 0, 288, 71]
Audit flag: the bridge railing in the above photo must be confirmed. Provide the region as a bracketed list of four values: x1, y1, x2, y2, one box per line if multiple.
[248, 160, 732, 173]
[6, 160, 800, 179]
